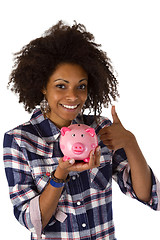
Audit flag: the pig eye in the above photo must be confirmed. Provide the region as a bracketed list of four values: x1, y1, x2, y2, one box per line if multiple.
[81, 134, 84, 137]
[72, 134, 76, 137]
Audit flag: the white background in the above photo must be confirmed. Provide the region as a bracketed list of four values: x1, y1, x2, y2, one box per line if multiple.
[0, 0, 160, 239]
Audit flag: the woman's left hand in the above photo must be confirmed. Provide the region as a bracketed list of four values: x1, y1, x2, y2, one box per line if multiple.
[99, 106, 134, 151]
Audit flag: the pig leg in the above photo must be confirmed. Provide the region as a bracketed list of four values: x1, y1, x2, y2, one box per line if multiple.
[83, 158, 90, 163]
[63, 156, 70, 161]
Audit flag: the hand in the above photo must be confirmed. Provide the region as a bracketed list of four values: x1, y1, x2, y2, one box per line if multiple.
[99, 106, 134, 151]
[55, 146, 101, 179]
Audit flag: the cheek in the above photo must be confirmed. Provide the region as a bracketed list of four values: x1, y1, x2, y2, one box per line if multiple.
[46, 91, 61, 104]
[80, 91, 88, 102]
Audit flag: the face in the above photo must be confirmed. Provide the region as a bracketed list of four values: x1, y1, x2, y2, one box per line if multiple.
[43, 63, 88, 128]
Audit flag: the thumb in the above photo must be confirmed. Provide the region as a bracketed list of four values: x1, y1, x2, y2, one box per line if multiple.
[111, 106, 121, 124]
[59, 157, 75, 169]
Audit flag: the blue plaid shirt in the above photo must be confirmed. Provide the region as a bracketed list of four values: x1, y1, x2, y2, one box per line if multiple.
[3, 108, 160, 240]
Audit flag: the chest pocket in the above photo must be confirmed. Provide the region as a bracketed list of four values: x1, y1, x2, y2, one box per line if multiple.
[89, 155, 112, 190]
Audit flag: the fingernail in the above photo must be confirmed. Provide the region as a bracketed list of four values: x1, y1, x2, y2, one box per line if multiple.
[69, 159, 75, 164]
[92, 150, 95, 156]
[96, 146, 101, 152]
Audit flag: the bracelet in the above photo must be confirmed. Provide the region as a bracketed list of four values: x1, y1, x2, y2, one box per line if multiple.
[51, 170, 70, 183]
[50, 179, 65, 188]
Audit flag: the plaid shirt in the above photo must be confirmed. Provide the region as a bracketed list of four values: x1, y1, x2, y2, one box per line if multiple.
[3, 108, 160, 240]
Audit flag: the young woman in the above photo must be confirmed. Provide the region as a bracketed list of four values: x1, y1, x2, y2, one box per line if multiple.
[3, 20, 160, 240]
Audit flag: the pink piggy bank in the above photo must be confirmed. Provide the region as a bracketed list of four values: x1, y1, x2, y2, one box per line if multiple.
[60, 124, 98, 162]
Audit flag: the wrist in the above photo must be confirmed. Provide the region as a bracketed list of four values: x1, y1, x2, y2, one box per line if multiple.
[54, 166, 70, 180]
[51, 170, 70, 183]
[49, 169, 70, 189]
[124, 131, 137, 151]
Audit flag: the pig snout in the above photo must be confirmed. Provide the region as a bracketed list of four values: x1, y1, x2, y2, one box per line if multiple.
[72, 142, 85, 155]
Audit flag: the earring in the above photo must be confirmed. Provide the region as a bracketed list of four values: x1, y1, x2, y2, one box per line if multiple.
[40, 96, 50, 118]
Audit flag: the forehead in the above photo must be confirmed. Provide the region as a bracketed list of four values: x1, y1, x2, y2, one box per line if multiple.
[50, 63, 88, 80]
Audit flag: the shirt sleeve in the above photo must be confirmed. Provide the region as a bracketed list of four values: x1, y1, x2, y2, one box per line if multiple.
[112, 148, 160, 211]
[3, 132, 49, 238]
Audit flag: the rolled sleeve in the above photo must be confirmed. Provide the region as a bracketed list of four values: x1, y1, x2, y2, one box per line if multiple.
[112, 148, 160, 211]
[3, 133, 44, 235]
[123, 165, 160, 210]
[30, 195, 42, 239]
[146, 171, 160, 210]
[155, 177, 160, 210]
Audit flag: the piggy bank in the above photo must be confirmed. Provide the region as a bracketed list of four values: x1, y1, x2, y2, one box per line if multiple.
[60, 124, 98, 162]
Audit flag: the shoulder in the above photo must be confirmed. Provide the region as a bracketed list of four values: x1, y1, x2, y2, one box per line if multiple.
[4, 119, 37, 138]
[3, 109, 53, 158]
[3, 109, 43, 148]
[4, 108, 45, 138]
[3, 120, 36, 148]
[83, 114, 112, 134]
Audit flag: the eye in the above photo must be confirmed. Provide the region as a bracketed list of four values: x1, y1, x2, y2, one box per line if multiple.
[56, 84, 66, 89]
[72, 134, 75, 137]
[78, 84, 87, 90]
[81, 134, 84, 137]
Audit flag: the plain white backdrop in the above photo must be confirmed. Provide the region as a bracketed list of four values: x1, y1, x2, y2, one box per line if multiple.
[0, 0, 160, 239]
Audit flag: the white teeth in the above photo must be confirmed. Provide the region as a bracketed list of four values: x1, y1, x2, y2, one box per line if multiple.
[62, 104, 78, 109]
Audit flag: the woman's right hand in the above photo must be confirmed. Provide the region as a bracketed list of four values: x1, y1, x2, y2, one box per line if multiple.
[54, 146, 101, 180]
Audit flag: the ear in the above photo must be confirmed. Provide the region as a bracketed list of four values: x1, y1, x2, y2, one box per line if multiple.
[41, 88, 47, 95]
[85, 128, 95, 137]
[61, 127, 71, 136]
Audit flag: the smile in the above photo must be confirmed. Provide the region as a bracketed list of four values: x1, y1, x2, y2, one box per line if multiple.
[61, 104, 79, 109]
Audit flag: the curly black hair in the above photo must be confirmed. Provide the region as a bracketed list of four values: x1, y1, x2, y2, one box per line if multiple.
[8, 20, 119, 118]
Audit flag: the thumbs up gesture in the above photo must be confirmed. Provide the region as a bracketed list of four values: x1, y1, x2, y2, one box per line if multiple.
[99, 106, 134, 151]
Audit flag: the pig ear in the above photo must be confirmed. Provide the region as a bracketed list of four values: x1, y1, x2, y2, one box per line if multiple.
[61, 127, 71, 136]
[85, 128, 95, 137]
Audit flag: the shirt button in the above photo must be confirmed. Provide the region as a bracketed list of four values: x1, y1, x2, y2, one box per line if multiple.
[46, 172, 50, 177]
[77, 201, 81, 206]
[82, 223, 86, 228]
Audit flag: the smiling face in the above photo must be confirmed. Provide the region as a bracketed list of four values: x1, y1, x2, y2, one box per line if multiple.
[43, 63, 88, 128]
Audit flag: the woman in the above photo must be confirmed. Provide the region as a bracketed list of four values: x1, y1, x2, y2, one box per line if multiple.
[3, 20, 160, 240]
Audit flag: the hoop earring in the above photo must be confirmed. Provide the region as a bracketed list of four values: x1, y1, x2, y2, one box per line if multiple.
[40, 96, 50, 118]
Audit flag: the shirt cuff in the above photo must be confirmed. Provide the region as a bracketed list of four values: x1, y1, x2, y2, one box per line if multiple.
[30, 195, 42, 239]
[153, 176, 160, 210]
[30, 195, 68, 239]
[123, 164, 160, 210]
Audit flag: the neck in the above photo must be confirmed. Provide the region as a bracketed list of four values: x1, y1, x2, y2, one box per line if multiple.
[46, 114, 72, 129]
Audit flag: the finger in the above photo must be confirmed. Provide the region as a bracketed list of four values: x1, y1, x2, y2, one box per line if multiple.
[88, 147, 101, 168]
[100, 140, 114, 150]
[111, 106, 121, 124]
[98, 126, 109, 136]
[106, 145, 114, 150]
[101, 139, 114, 149]
[95, 146, 101, 167]
[71, 161, 88, 172]
[59, 157, 75, 169]
[100, 134, 112, 142]
[88, 150, 96, 168]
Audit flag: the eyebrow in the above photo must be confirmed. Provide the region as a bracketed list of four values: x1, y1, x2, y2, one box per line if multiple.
[54, 78, 88, 83]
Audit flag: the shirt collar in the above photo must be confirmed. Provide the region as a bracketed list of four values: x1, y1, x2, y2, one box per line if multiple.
[30, 108, 83, 144]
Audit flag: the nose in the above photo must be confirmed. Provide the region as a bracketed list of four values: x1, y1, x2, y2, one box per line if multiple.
[66, 89, 78, 101]
[72, 142, 85, 155]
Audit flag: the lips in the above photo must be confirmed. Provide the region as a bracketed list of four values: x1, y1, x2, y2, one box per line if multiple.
[60, 104, 80, 110]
